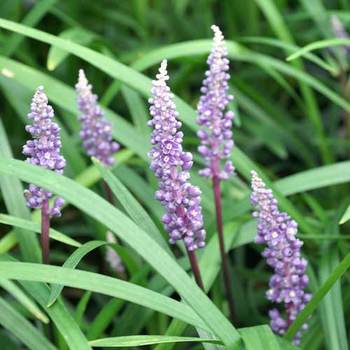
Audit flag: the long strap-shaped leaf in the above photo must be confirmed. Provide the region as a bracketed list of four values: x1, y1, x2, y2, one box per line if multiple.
[285, 250, 350, 340]
[47, 240, 107, 306]
[0, 277, 48, 323]
[0, 158, 240, 349]
[0, 296, 57, 350]
[0, 213, 81, 247]
[93, 159, 169, 253]
[89, 335, 221, 347]
[0, 254, 92, 350]
[0, 261, 210, 333]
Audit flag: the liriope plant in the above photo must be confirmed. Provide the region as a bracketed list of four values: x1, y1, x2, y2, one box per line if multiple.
[1, 2, 350, 350]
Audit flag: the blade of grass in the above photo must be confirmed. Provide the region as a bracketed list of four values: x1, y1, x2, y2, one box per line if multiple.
[0, 261, 210, 333]
[88, 335, 221, 347]
[0, 213, 81, 247]
[239, 325, 281, 350]
[93, 159, 169, 253]
[0, 297, 56, 350]
[241, 36, 338, 74]
[47, 27, 96, 71]
[0, 278, 48, 323]
[0, 254, 92, 350]
[318, 209, 348, 350]
[2, 0, 57, 57]
[285, 250, 350, 340]
[47, 241, 107, 307]
[288, 38, 350, 61]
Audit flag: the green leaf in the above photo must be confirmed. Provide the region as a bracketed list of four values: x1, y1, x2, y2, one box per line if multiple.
[287, 38, 350, 62]
[0, 232, 17, 254]
[317, 210, 348, 350]
[121, 86, 150, 136]
[0, 278, 48, 323]
[47, 241, 107, 307]
[0, 213, 81, 247]
[0, 261, 210, 332]
[340, 206, 350, 224]
[87, 267, 151, 340]
[89, 335, 220, 347]
[0, 157, 241, 348]
[318, 247, 348, 350]
[47, 27, 96, 71]
[0, 255, 92, 350]
[75, 291, 92, 326]
[241, 36, 338, 74]
[285, 251, 350, 341]
[239, 325, 281, 350]
[93, 159, 169, 252]
[0, 296, 56, 350]
[275, 161, 350, 196]
[2, 0, 57, 57]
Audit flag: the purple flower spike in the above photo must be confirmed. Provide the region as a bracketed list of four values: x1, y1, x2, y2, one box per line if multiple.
[76, 69, 120, 166]
[148, 60, 206, 251]
[23, 86, 66, 217]
[197, 25, 235, 180]
[250, 171, 311, 344]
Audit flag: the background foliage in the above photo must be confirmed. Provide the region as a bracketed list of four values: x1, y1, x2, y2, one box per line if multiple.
[1, 0, 350, 349]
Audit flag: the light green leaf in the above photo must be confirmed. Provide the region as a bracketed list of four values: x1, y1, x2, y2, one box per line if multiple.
[0, 255, 92, 350]
[2, 0, 57, 57]
[0, 261, 209, 333]
[275, 161, 350, 196]
[285, 251, 350, 341]
[239, 325, 281, 350]
[89, 335, 220, 347]
[287, 38, 350, 62]
[93, 159, 169, 252]
[0, 213, 81, 248]
[0, 278, 48, 323]
[0, 297, 56, 350]
[47, 27, 96, 71]
[47, 241, 107, 307]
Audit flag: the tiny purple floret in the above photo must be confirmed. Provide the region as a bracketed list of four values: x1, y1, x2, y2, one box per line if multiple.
[197, 25, 235, 180]
[250, 171, 311, 344]
[23, 86, 66, 217]
[76, 69, 120, 166]
[148, 60, 206, 251]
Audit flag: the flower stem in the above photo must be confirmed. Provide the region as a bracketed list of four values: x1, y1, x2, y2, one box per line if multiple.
[41, 199, 50, 264]
[212, 175, 235, 322]
[186, 248, 204, 290]
[103, 181, 114, 204]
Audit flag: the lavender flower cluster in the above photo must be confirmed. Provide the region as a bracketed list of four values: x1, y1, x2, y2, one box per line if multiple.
[250, 171, 311, 344]
[148, 60, 206, 251]
[23, 86, 65, 217]
[197, 25, 235, 180]
[76, 69, 120, 167]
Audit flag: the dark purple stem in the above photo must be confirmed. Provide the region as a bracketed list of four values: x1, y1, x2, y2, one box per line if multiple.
[212, 174, 235, 322]
[186, 248, 205, 290]
[41, 199, 50, 264]
[103, 181, 114, 204]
